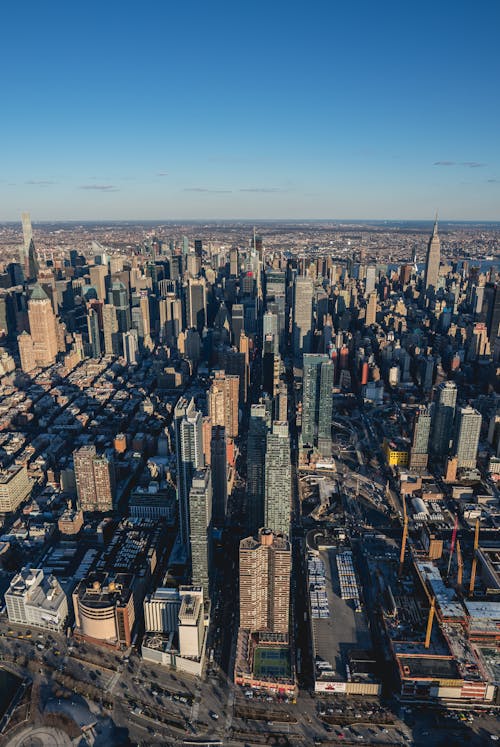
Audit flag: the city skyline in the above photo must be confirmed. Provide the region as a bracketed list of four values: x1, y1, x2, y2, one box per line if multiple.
[1, 2, 499, 221]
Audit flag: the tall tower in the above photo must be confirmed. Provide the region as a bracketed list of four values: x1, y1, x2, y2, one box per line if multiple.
[208, 370, 240, 438]
[431, 381, 457, 458]
[264, 421, 291, 537]
[174, 398, 204, 547]
[210, 426, 227, 526]
[187, 277, 207, 332]
[26, 284, 58, 367]
[20, 212, 32, 279]
[409, 405, 432, 471]
[239, 528, 291, 634]
[189, 467, 212, 596]
[302, 354, 332, 450]
[453, 406, 482, 469]
[424, 217, 441, 291]
[292, 276, 314, 362]
[246, 404, 270, 536]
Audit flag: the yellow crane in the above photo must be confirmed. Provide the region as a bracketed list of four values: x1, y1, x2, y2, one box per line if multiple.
[469, 518, 480, 597]
[425, 597, 436, 649]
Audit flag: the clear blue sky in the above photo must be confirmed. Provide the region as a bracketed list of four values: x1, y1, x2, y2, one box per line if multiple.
[1, 0, 499, 221]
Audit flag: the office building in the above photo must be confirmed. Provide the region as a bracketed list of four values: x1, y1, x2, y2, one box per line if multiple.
[239, 528, 291, 634]
[144, 588, 182, 633]
[247, 404, 270, 536]
[302, 354, 333, 452]
[187, 277, 207, 331]
[87, 307, 101, 358]
[292, 276, 314, 361]
[231, 303, 244, 346]
[431, 381, 457, 458]
[6, 567, 68, 631]
[424, 218, 441, 291]
[89, 264, 108, 301]
[208, 370, 240, 438]
[102, 303, 119, 356]
[189, 468, 212, 597]
[108, 281, 131, 334]
[265, 421, 291, 537]
[0, 465, 32, 514]
[365, 265, 377, 295]
[174, 398, 204, 547]
[365, 291, 377, 326]
[73, 572, 136, 648]
[19, 284, 59, 369]
[453, 406, 482, 469]
[211, 426, 227, 526]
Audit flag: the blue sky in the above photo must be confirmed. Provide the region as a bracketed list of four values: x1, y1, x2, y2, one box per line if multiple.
[1, 0, 499, 221]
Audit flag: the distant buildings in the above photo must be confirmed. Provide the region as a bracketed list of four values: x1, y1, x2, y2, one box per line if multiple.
[6, 567, 68, 631]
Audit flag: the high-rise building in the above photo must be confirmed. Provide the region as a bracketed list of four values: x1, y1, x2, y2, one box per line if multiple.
[20, 212, 32, 278]
[264, 421, 291, 537]
[123, 329, 138, 364]
[239, 528, 291, 634]
[87, 308, 101, 358]
[292, 276, 314, 361]
[365, 291, 377, 326]
[453, 406, 482, 469]
[20, 284, 59, 369]
[276, 382, 288, 422]
[89, 265, 108, 301]
[409, 405, 432, 471]
[365, 265, 377, 295]
[73, 445, 114, 512]
[108, 281, 131, 334]
[189, 468, 212, 596]
[246, 404, 270, 535]
[5, 567, 68, 631]
[187, 277, 207, 331]
[174, 398, 204, 547]
[210, 426, 227, 526]
[102, 304, 119, 356]
[301, 354, 333, 451]
[208, 370, 240, 438]
[424, 218, 441, 291]
[231, 303, 244, 347]
[431, 381, 457, 458]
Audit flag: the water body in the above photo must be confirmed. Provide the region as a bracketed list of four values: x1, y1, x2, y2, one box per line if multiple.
[0, 667, 22, 718]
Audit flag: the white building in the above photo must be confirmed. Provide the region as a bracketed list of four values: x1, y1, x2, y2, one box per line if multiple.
[5, 567, 68, 630]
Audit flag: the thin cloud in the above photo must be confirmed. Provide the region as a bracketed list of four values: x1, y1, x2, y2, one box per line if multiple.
[433, 160, 486, 168]
[183, 187, 232, 193]
[79, 184, 119, 192]
[239, 187, 290, 193]
[156, 172, 169, 177]
[487, 178, 499, 183]
[25, 179, 56, 185]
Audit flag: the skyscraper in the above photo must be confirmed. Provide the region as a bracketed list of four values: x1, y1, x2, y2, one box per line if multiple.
[89, 265, 108, 301]
[453, 406, 482, 469]
[264, 421, 291, 537]
[292, 276, 314, 362]
[424, 218, 441, 291]
[20, 212, 32, 280]
[365, 291, 377, 326]
[20, 284, 58, 369]
[208, 370, 240, 438]
[174, 398, 204, 547]
[409, 405, 432, 471]
[210, 426, 227, 526]
[187, 277, 207, 332]
[102, 304, 119, 356]
[189, 468, 212, 596]
[87, 308, 101, 358]
[431, 381, 457, 458]
[246, 404, 270, 535]
[301, 353, 333, 451]
[239, 528, 291, 634]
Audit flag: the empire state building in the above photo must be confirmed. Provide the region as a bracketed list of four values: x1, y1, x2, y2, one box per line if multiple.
[424, 218, 441, 291]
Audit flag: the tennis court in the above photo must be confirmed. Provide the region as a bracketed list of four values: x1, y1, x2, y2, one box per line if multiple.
[253, 646, 291, 679]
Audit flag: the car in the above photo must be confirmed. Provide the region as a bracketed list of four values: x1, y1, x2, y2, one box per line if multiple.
[490, 737, 499, 742]
[210, 711, 219, 720]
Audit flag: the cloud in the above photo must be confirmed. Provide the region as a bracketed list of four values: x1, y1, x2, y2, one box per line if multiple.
[487, 178, 499, 183]
[156, 171, 168, 177]
[183, 187, 232, 193]
[433, 160, 486, 168]
[239, 187, 290, 193]
[79, 184, 119, 192]
[25, 179, 56, 185]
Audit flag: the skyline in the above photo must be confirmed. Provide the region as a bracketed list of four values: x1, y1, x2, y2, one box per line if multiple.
[1, 1, 499, 221]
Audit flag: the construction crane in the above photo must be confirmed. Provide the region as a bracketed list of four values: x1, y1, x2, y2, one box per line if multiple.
[469, 518, 480, 597]
[456, 540, 463, 590]
[425, 596, 436, 649]
[399, 494, 408, 577]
